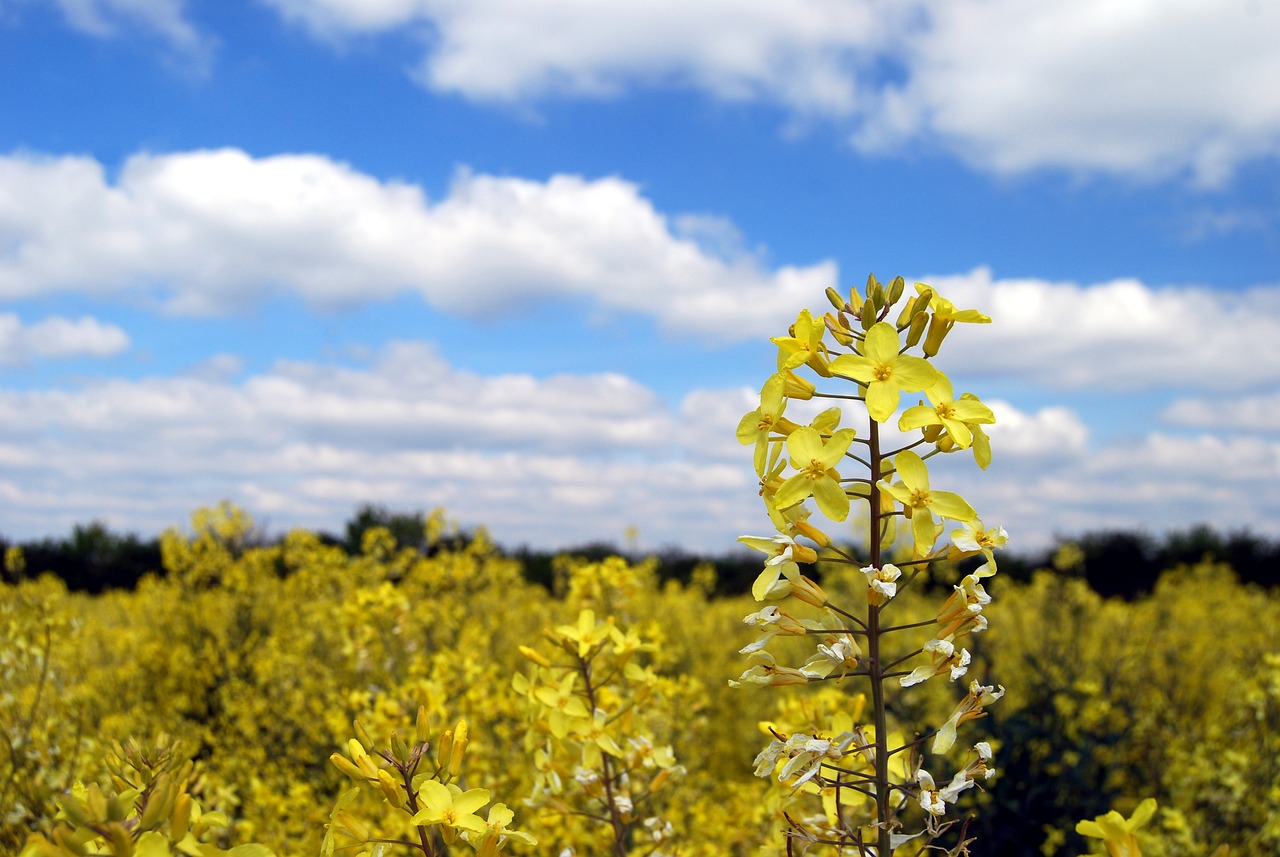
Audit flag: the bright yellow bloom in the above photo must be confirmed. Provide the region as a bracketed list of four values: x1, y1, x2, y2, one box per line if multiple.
[771, 309, 831, 375]
[534, 673, 590, 738]
[829, 322, 937, 422]
[555, 609, 612, 658]
[572, 708, 625, 768]
[877, 450, 977, 556]
[919, 283, 992, 325]
[775, 426, 857, 521]
[410, 781, 490, 843]
[1076, 798, 1158, 857]
[947, 518, 1009, 568]
[472, 803, 537, 857]
[737, 374, 800, 475]
[898, 375, 995, 449]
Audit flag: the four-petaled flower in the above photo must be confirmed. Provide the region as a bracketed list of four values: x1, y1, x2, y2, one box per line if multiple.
[899, 376, 995, 450]
[775, 426, 857, 521]
[830, 322, 937, 422]
[878, 450, 977, 557]
[771, 309, 831, 375]
[410, 781, 491, 843]
[737, 374, 798, 476]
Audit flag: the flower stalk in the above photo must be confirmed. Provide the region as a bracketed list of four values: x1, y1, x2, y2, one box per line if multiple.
[734, 275, 1007, 854]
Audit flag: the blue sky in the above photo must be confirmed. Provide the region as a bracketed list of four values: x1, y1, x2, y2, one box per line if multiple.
[3, 0, 1280, 553]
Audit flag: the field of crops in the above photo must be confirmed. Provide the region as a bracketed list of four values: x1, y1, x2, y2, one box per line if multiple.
[2, 504, 1277, 857]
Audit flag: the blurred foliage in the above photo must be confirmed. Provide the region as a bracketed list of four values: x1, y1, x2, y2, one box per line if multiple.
[1, 505, 1276, 855]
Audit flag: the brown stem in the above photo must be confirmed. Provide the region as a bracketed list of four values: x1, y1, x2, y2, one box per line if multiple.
[868, 419, 893, 857]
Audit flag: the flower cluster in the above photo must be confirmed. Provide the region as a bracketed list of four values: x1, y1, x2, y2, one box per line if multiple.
[514, 604, 685, 857]
[326, 710, 535, 857]
[734, 276, 1007, 853]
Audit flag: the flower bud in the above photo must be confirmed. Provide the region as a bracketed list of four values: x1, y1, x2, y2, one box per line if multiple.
[896, 295, 918, 328]
[823, 313, 855, 346]
[792, 520, 832, 548]
[390, 732, 410, 763]
[906, 310, 929, 347]
[169, 793, 192, 841]
[53, 828, 89, 857]
[334, 809, 371, 843]
[923, 315, 953, 357]
[787, 574, 829, 608]
[436, 729, 454, 773]
[860, 296, 877, 331]
[887, 276, 905, 306]
[448, 720, 468, 777]
[519, 645, 552, 668]
[354, 721, 375, 753]
[330, 753, 366, 781]
[824, 286, 846, 311]
[781, 370, 815, 400]
[415, 705, 432, 745]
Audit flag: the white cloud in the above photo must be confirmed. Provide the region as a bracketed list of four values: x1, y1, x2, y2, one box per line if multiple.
[260, 0, 1280, 182]
[2, 345, 1277, 553]
[919, 267, 1280, 392]
[1162, 391, 1280, 432]
[5, 149, 1279, 396]
[0, 343, 762, 549]
[38, 0, 214, 69]
[0, 313, 130, 363]
[0, 149, 835, 336]
[858, 0, 1280, 184]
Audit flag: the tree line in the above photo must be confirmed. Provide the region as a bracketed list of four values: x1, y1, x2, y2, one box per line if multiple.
[3, 504, 1278, 597]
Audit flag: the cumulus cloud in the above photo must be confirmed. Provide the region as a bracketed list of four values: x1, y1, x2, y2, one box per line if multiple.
[37, 0, 214, 69]
[918, 267, 1280, 392]
[4, 345, 1272, 554]
[0, 313, 130, 364]
[0, 342, 762, 548]
[0, 149, 835, 336]
[1162, 391, 1280, 432]
[260, 0, 1280, 182]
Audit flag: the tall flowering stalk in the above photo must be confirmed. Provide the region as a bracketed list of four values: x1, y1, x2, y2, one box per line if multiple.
[733, 276, 1007, 855]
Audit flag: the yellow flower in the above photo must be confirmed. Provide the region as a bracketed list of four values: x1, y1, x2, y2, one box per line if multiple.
[898, 375, 995, 450]
[830, 322, 937, 422]
[555, 608, 612, 658]
[737, 374, 800, 475]
[471, 803, 537, 857]
[877, 450, 976, 556]
[1076, 798, 1158, 857]
[771, 309, 831, 375]
[410, 781, 490, 843]
[775, 426, 857, 521]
